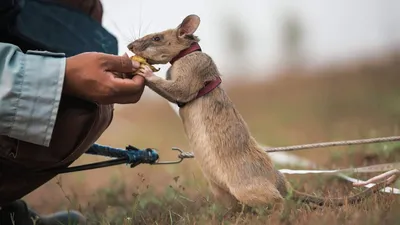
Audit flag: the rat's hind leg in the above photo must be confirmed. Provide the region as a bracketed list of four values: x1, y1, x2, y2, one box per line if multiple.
[228, 180, 285, 213]
[208, 180, 239, 209]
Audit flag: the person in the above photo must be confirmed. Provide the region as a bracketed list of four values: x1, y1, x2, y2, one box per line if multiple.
[0, 0, 144, 224]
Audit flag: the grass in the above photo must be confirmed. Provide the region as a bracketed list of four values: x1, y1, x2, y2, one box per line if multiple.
[24, 54, 400, 224]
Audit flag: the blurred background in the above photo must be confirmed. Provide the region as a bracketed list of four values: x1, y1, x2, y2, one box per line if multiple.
[101, 0, 400, 79]
[25, 0, 400, 215]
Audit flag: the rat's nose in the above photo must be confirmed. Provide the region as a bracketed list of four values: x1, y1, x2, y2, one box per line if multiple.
[127, 42, 134, 50]
[127, 42, 141, 53]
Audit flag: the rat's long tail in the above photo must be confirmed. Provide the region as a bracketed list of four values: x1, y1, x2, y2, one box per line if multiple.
[290, 179, 395, 206]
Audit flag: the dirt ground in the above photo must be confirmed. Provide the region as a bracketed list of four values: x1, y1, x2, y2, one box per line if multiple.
[24, 53, 400, 224]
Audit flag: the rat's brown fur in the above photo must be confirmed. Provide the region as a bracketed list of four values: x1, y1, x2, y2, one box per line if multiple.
[128, 14, 394, 211]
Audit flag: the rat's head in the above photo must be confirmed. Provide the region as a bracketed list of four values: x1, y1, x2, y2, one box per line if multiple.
[127, 14, 201, 64]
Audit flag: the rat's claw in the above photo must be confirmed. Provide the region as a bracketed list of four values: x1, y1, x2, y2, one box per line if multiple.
[136, 65, 153, 78]
[138, 64, 145, 70]
[131, 55, 160, 72]
[139, 65, 148, 71]
[138, 64, 149, 71]
[145, 66, 152, 71]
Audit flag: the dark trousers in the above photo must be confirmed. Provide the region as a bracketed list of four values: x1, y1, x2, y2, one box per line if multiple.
[0, 96, 113, 206]
[0, 200, 36, 225]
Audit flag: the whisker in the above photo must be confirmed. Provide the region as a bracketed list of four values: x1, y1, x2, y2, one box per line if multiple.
[138, 0, 143, 38]
[143, 20, 153, 36]
[128, 19, 138, 41]
[101, 11, 132, 53]
[109, 18, 132, 44]
[128, 25, 137, 41]
[103, 11, 134, 47]
[127, 17, 138, 41]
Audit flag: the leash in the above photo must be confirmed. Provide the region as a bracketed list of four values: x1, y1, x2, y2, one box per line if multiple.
[49, 135, 400, 174]
[41, 143, 189, 174]
[44, 135, 399, 196]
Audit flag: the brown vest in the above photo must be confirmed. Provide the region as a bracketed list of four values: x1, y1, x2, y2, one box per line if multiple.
[0, 0, 113, 206]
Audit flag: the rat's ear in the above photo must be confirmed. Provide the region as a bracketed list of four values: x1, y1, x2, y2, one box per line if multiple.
[177, 14, 200, 38]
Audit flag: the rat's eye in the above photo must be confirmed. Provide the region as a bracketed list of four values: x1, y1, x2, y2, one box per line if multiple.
[152, 36, 161, 41]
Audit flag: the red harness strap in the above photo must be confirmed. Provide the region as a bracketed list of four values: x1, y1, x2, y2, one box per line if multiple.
[170, 42, 202, 64]
[169, 42, 222, 108]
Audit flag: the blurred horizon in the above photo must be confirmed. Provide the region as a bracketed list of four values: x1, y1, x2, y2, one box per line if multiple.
[101, 0, 400, 82]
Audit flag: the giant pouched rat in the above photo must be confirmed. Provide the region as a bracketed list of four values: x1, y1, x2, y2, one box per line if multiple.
[127, 14, 395, 211]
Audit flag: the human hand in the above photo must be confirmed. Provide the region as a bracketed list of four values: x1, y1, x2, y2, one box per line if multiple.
[63, 52, 145, 104]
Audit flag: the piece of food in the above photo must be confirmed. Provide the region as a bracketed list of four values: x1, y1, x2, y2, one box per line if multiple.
[131, 55, 160, 72]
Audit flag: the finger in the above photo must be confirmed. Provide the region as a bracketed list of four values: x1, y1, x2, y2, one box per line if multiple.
[109, 74, 145, 96]
[107, 77, 146, 104]
[101, 53, 140, 73]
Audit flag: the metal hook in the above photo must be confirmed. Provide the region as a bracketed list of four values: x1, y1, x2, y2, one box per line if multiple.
[151, 147, 185, 165]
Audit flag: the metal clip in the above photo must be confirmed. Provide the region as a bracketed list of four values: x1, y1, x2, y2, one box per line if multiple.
[151, 147, 185, 165]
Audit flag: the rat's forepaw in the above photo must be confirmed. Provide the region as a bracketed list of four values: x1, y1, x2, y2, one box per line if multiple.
[136, 65, 154, 78]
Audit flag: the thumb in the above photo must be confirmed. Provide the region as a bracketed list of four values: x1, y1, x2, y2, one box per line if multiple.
[101, 53, 140, 73]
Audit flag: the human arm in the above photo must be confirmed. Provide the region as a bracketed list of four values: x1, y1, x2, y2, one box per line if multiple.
[0, 42, 145, 147]
[0, 42, 66, 147]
